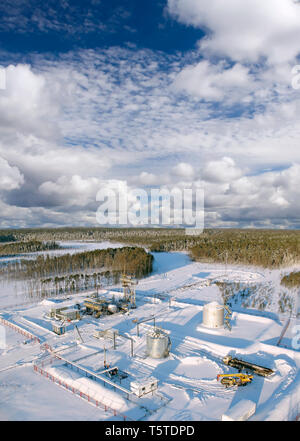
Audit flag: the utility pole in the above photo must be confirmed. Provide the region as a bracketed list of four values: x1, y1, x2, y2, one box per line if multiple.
[103, 345, 107, 369]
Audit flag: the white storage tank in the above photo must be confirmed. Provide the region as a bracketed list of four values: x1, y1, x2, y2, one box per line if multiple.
[107, 303, 118, 314]
[202, 301, 224, 328]
[146, 328, 171, 359]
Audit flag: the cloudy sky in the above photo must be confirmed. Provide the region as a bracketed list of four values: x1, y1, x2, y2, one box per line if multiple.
[1, 0, 300, 229]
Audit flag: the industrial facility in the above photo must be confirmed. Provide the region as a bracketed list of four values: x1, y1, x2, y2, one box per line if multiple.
[46, 274, 139, 335]
[4, 277, 283, 423]
[1, 259, 300, 422]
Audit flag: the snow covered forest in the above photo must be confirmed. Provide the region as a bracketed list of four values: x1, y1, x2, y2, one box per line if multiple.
[2, 227, 300, 269]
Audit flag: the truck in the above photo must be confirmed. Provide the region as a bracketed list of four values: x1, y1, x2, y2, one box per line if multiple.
[217, 373, 253, 387]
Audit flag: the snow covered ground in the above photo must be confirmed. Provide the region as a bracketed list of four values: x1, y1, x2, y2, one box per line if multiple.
[1, 244, 300, 421]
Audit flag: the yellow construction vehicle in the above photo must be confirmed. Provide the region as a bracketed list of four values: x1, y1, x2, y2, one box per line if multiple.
[217, 373, 253, 388]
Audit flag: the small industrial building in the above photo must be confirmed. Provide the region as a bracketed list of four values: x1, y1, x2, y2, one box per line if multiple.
[130, 377, 158, 397]
[93, 328, 119, 340]
[52, 323, 66, 335]
[50, 307, 80, 321]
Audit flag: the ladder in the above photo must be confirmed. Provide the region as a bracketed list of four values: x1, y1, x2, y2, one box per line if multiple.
[224, 304, 232, 331]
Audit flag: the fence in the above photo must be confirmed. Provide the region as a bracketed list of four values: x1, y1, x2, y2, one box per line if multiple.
[33, 362, 133, 421]
[40, 342, 53, 352]
[0, 317, 41, 343]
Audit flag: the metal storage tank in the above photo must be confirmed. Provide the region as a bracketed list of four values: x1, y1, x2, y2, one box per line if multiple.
[146, 328, 171, 359]
[107, 303, 118, 314]
[202, 301, 224, 328]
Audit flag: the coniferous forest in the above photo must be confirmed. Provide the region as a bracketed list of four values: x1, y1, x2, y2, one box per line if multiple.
[1, 227, 300, 269]
[0, 240, 60, 256]
[0, 234, 16, 243]
[2, 246, 153, 280]
[281, 271, 300, 288]
[1, 228, 300, 306]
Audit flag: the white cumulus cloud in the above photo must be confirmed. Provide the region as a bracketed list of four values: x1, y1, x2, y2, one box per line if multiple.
[0, 156, 24, 191]
[172, 61, 252, 101]
[167, 0, 300, 64]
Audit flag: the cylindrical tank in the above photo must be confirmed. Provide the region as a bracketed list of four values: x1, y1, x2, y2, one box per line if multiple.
[202, 301, 224, 328]
[107, 303, 118, 314]
[146, 328, 171, 359]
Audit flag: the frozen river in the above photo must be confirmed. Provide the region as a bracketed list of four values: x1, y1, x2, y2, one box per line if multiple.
[151, 251, 191, 275]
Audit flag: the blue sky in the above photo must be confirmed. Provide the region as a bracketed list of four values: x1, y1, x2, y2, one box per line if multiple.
[1, 0, 300, 229]
[0, 0, 204, 54]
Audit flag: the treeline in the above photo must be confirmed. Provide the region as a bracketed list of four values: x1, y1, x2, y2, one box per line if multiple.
[4, 246, 153, 280]
[0, 240, 60, 256]
[29, 271, 121, 299]
[0, 227, 185, 245]
[189, 229, 300, 268]
[1, 227, 300, 268]
[0, 234, 16, 243]
[281, 271, 300, 288]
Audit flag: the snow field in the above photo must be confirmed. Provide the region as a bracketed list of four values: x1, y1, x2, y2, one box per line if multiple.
[1, 245, 300, 420]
